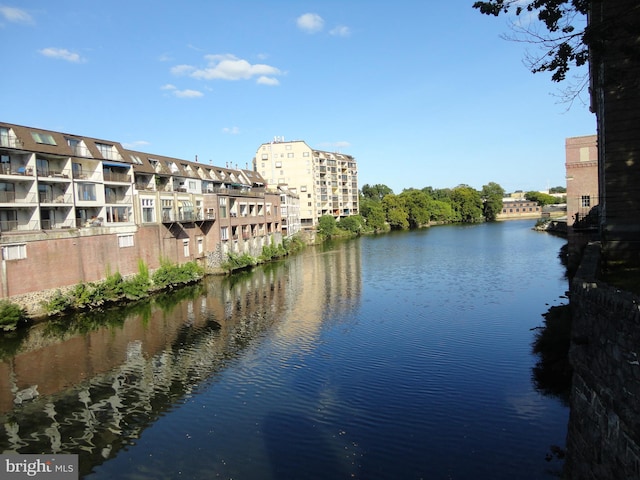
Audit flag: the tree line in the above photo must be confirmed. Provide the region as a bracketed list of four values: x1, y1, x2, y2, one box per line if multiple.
[318, 182, 566, 237]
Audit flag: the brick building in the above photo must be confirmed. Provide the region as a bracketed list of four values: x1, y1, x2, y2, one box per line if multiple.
[0, 122, 286, 299]
[565, 135, 598, 228]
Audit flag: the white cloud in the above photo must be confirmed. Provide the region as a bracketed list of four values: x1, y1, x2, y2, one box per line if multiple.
[161, 84, 203, 98]
[171, 64, 195, 76]
[329, 25, 351, 37]
[296, 13, 324, 33]
[39, 47, 85, 63]
[172, 54, 282, 85]
[174, 89, 203, 98]
[222, 127, 240, 135]
[257, 76, 279, 86]
[0, 6, 33, 24]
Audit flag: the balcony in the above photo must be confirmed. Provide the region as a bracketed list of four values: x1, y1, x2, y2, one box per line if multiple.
[39, 193, 72, 204]
[103, 171, 131, 183]
[0, 192, 37, 204]
[105, 193, 132, 204]
[0, 164, 34, 176]
[38, 168, 70, 179]
[41, 219, 74, 230]
[0, 220, 39, 232]
[70, 145, 93, 158]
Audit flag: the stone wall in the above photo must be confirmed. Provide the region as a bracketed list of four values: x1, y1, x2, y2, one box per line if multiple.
[566, 242, 640, 479]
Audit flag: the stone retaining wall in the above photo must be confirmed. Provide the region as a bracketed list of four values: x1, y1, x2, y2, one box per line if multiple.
[566, 242, 640, 479]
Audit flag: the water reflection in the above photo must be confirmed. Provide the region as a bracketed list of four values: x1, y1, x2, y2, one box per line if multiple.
[0, 240, 362, 478]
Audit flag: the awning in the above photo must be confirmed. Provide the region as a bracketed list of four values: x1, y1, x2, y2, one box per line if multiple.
[179, 200, 193, 210]
[102, 162, 129, 168]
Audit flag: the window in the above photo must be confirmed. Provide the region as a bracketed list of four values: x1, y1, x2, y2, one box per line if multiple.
[130, 154, 143, 165]
[581, 195, 591, 208]
[183, 239, 190, 257]
[78, 183, 96, 201]
[95, 142, 118, 160]
[286, 145, 292, 150]
[107, 206, 129, 223]
[287, 153, 294, 158]
[261, 154, 268, 160]
[219, 197, 227, 218]
[162, 199, 173, 221]
[0, 127, 9, 147]
[36, 157, 50, 176]
[275, 161, 282, 168]
[188, 181, 196, 190]
[72, 162, 84, 178]
[142, 198, 155, 222]
[2, 244, 26, 260]
[303, 151, 309, 157]
[197, 237, 204, 255]
[118, 234, 134, 248]
[221, 226, 229, 240]
[300, 186, 307, 192]
[31, 132, 57, 145]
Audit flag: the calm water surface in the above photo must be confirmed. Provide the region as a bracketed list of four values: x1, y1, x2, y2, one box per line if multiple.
[0, 220, 569, 479]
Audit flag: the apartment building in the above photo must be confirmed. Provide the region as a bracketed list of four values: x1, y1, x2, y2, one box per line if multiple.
[565, 134, 598, 228]
[254, 138, 359, 228]
[277, 185, 301, 237]
[0, 122, 282, 298]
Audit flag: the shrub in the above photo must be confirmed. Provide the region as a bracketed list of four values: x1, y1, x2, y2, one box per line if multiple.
[152, 260, 204, 288]
[221, 253, 257, 273]
[0, 300, 27, 332]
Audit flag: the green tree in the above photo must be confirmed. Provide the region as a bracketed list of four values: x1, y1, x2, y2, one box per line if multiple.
[360, 197, 387, 232]
[549, 186, 566, 193]
[399, 189, 432, 228]
[361, 184, 393, 201]
[429, 199, 454, 222]
[337, 215, 365, 234]
[450, 185, 484, 223]
[381, 194, 409, 230]
[525, 191, 561, 206]
[317, 215, 337, 237]
[481, 182, 505, 221]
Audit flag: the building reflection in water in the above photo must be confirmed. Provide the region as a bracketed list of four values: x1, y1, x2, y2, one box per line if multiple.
[0, 240, 361, 476]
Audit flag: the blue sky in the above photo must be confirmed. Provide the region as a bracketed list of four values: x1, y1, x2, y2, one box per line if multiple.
[1, 1, 595, 193]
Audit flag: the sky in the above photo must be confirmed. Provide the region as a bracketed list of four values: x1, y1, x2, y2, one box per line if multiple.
[1, 1, 596, 194]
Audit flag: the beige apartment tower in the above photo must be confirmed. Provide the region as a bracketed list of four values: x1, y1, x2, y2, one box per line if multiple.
[255, 138, 359, 228]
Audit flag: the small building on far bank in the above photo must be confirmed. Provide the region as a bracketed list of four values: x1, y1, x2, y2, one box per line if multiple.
[496, 199, 542, 220]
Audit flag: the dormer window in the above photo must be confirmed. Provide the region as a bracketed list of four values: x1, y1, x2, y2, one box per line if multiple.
[31, 132, 57, 146]
[95, 142, 121, 161]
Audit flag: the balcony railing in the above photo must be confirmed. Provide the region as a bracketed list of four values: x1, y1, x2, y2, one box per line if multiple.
[103, 171, 131, 183]
[0, 136, 23, 149]
[39, 193, 72, 204]
[162, 211, 206, 223]
[41, 220, 74, 230]
[105, 193, 132, 204]
[37, 168, 70, 179]
[0, 192, 37, 204]
[0, 220, 39, 232]
[70, 145, 93, 158]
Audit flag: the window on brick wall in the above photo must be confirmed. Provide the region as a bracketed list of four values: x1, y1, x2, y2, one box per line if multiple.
[2, 244, 26, 260]
[581, 195, 591, 208]
[118, 234, 134, 248]
[183, 239, 190, 257]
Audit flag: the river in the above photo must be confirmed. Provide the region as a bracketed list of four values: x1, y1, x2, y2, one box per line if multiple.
[0, 220, 569, 479]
